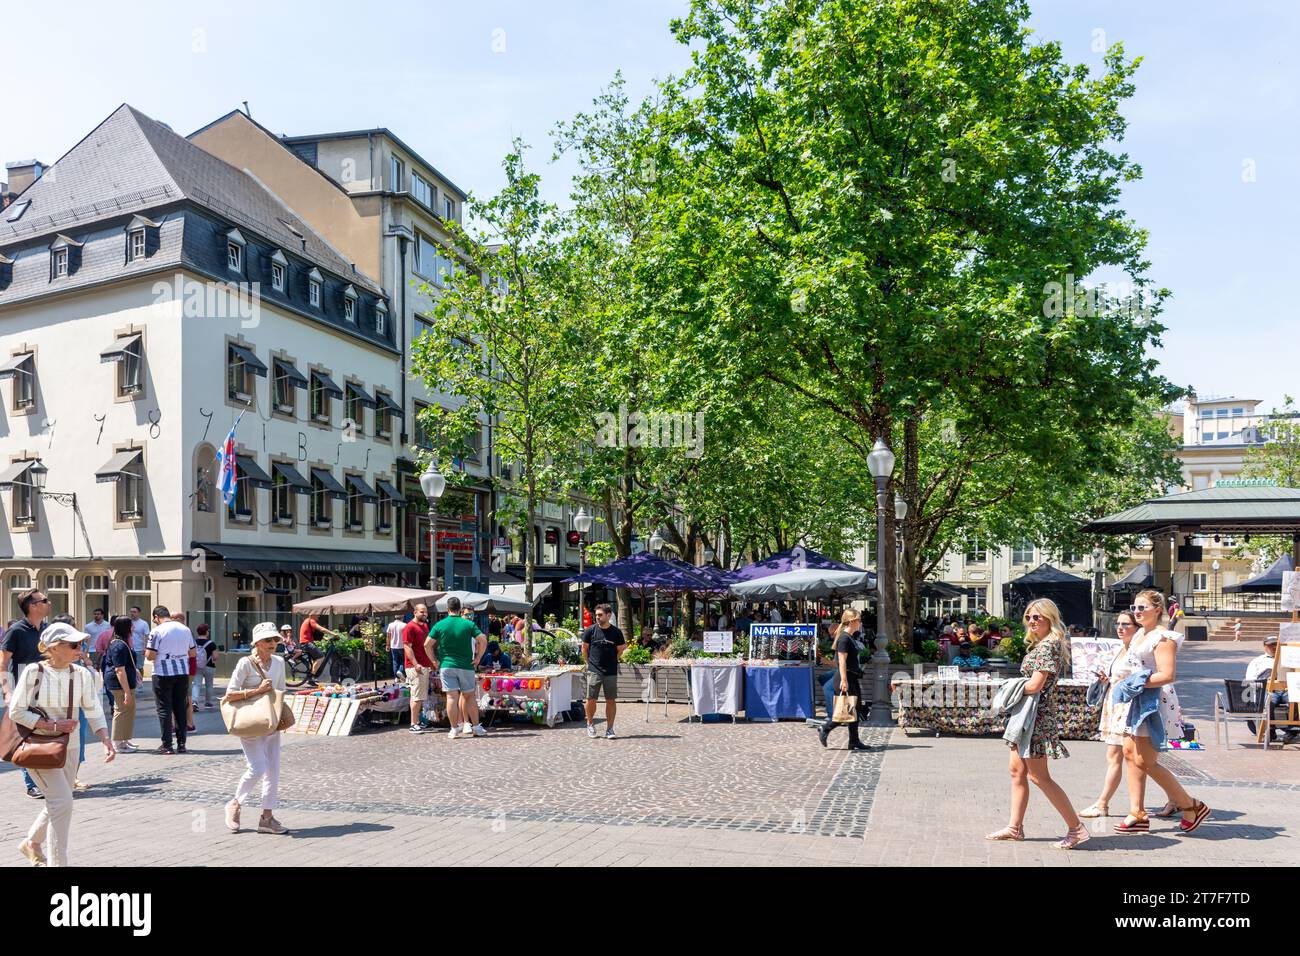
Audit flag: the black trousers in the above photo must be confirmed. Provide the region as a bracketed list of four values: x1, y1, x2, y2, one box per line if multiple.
[822, 674, 863, 745]
[153, 674, 189, 747]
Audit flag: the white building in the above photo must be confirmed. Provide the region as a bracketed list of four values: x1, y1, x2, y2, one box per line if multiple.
[0, 105, 415, 645]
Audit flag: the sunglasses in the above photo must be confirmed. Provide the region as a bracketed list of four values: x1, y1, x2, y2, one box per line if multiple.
[1130, 605, 1153, 613]
[1025, 614, 1046, 623]
[1116, 621, 1135, 628]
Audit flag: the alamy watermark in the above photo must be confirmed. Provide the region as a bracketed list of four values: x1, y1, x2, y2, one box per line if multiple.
[595, 403, 704, 459]
[152, 274, 261, 328]
[1041, 273, 1153, 326]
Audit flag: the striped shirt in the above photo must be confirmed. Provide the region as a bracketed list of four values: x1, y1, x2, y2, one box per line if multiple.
[146, 621, 195, 677]
[7, 663, 107, 734]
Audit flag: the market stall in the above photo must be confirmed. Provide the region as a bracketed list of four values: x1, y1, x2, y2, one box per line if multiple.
[893, 676, 1101, 739]
[479, 665, 582, 727]
[285, 679, 415, 736]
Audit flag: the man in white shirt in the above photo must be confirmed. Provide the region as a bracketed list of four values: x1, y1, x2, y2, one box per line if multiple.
[768, 605, 783, 623]
[386, 616, 407, 678]
[1245, 636, 1294, 744]
[127, 606, 150, 670]
[145, 605, 196, 755]
[84, 608, 112, 664]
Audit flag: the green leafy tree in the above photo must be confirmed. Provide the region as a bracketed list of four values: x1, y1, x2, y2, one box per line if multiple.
[410, 144, 584, 652]
[1236, 395, 1300, 565]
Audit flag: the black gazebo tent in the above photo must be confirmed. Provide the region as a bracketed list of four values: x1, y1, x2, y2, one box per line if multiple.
[1003, 563, 1092, 629]
[1224, 553, 1295, 593]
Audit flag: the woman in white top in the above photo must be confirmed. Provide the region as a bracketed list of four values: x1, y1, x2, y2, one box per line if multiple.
[8, 622, 115, 866]
[1079, 610, 1167, 818]
[1113, 590, 1210, 835]
[224, 622, 291, 835]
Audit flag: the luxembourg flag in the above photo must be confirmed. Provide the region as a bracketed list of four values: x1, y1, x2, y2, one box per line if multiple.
[215, 413, 243, 509]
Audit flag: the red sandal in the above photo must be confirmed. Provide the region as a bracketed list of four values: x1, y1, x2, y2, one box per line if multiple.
[1178, 800, 1211, 834]
[1114, 814, 1149, 834]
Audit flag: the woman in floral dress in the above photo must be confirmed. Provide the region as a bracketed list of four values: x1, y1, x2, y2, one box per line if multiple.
[987, 598, 1089, 849]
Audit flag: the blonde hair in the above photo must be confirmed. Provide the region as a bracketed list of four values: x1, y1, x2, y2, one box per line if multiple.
[836, 608, 861, 640]
[1022, 598, 1069, 673]
[1134, 589, 1167, 623]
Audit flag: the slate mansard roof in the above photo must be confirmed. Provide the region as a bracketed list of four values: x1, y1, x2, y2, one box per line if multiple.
[0, 105, 393, 351]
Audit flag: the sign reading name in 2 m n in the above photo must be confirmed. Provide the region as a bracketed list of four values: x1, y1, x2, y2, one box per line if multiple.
[749, 623, 817, 660]
[703, 630, 734, 653]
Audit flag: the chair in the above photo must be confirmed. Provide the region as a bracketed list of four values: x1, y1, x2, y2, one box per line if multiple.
[1213, 680, 1266, 746]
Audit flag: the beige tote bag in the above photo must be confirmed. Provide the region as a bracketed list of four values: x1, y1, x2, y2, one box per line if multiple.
[220, 657, 286, 738]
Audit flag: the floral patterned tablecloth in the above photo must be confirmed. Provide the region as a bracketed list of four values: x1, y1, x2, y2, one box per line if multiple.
[894, 678, 1100, 740]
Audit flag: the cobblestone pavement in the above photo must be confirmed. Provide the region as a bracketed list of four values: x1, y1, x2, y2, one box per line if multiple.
[1, 644, 1293, 866]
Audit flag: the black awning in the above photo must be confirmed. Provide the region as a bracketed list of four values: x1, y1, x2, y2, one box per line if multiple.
[272, 461, 313, 495]
[0, 459, 35, 487]
[99, 333, 142, 364]
[236, 455, 273, 488]
[310, 467, 348, 498]
[95, 448, 143, 483]
[273, 359, 309, 389]
[192, 541, 419, 575]
[0, 353, 33, 379]
[228, 343, 268, 377]
[377, 392, 404, 419]
[311, 371, 344, 399]
[375, 478, 403, 504]
[346, 474, 378, 500]
[346, 382, 377, 408]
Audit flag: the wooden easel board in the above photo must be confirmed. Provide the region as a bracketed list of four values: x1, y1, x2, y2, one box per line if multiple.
[1260, 618, 1300, 745]
[305, 698, 328, 735]
[318, 698, 343, 736]
[285, 695, 306, 734]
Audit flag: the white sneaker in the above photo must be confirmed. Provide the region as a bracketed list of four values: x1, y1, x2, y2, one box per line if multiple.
[447, 727, 460, 740]
[461, 722, 473, 736]
[115, 741, 139, 753]
[586, 724, 597, 738]
[605, 728, 617, 739]
[471, 724, 487, 737]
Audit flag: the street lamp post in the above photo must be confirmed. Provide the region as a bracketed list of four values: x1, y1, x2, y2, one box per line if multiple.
[574, 506, 593, 627]
[1212, 559, 1220, 611]
[420, 463, 446, 591]
[649, 529, 664, 640]
[866, 438, 895, 705]
[28, 461, 83, 558]
[1091, 547, 1106, 620]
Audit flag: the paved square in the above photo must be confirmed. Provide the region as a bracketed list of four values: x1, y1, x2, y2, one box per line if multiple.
[2, 644, 1293, 866]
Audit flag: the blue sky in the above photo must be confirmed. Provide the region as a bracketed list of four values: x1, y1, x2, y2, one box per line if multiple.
[2, 0, 1294, 412]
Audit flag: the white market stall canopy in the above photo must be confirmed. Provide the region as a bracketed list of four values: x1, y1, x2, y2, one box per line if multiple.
[728, 568, 875, 600]
[489, 582, 552, 605]
[436, 590, 536, 614]
[292, 586, 445, 616]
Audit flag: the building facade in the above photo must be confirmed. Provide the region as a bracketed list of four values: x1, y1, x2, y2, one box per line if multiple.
[0, 105, 414, 647]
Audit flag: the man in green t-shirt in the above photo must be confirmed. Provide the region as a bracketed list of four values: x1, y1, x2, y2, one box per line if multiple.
[427, 595, 487, 740]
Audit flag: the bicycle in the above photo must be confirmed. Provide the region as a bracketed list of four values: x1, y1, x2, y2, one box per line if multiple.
[281, 639, 355, 687]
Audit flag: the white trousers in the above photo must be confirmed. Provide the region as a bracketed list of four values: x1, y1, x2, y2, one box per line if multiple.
[234, 732, 281, 810]
[27, 730, 81, 867]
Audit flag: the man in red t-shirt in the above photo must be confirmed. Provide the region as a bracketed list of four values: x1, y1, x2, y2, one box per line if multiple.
[293, 613, 328, 680]
[402, 604, 433, 733]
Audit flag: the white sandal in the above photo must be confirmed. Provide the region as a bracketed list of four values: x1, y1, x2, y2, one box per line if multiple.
[1078, 802, 1109, 818]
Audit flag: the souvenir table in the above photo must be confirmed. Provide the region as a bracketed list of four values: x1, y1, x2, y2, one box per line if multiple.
[743, 661, 815, 721]
[688, 659, 744, 721]
[478, 667, 579, 727]
[285, 680, 415, 737]
[645, 659, 696, 720]
[893, 676, 1100, 739]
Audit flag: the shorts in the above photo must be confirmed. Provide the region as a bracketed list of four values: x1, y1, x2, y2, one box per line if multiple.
[300, 642, 324, 661]
[585, 669, 617, 700]
[440, 667, 477, 694]
[406, 666, 430, 702]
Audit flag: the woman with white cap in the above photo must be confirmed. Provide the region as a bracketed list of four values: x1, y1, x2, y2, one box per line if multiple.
[224, 622, 291, 835]
[8, 621, 115, 866]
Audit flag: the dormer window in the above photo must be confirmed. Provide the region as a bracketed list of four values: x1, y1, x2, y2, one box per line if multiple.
[308, 268, 322, 308]
[49, 234, 82, 280]
[270, 250, 287, 292]
[375, 301, 388, 336]
[225, 228, 246, 274]
[342, 285, 357, 323]
[125, 215, 157, 263]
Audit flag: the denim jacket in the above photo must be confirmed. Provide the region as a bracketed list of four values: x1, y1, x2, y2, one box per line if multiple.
[1112, 669, 1167, 749]
[991, 678, 1037, 758]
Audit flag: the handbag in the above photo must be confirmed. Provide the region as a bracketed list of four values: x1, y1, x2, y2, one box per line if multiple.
[220, 656, 291, 738]
[0, 664, 75, 770]
[832, 688, 858, 724]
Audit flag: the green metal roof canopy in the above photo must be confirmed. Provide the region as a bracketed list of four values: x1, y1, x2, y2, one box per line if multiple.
[1079, 482, 1300, 536]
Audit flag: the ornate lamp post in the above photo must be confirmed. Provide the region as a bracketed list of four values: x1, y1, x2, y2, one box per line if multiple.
[420, 463, 445, 591]
[1091, 546, 1106, 619]
[867, 438, 895, 704]
[1211, 559, 1220, 611]
[649, 529, 665, 640]
[574, 506, 593, 626]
